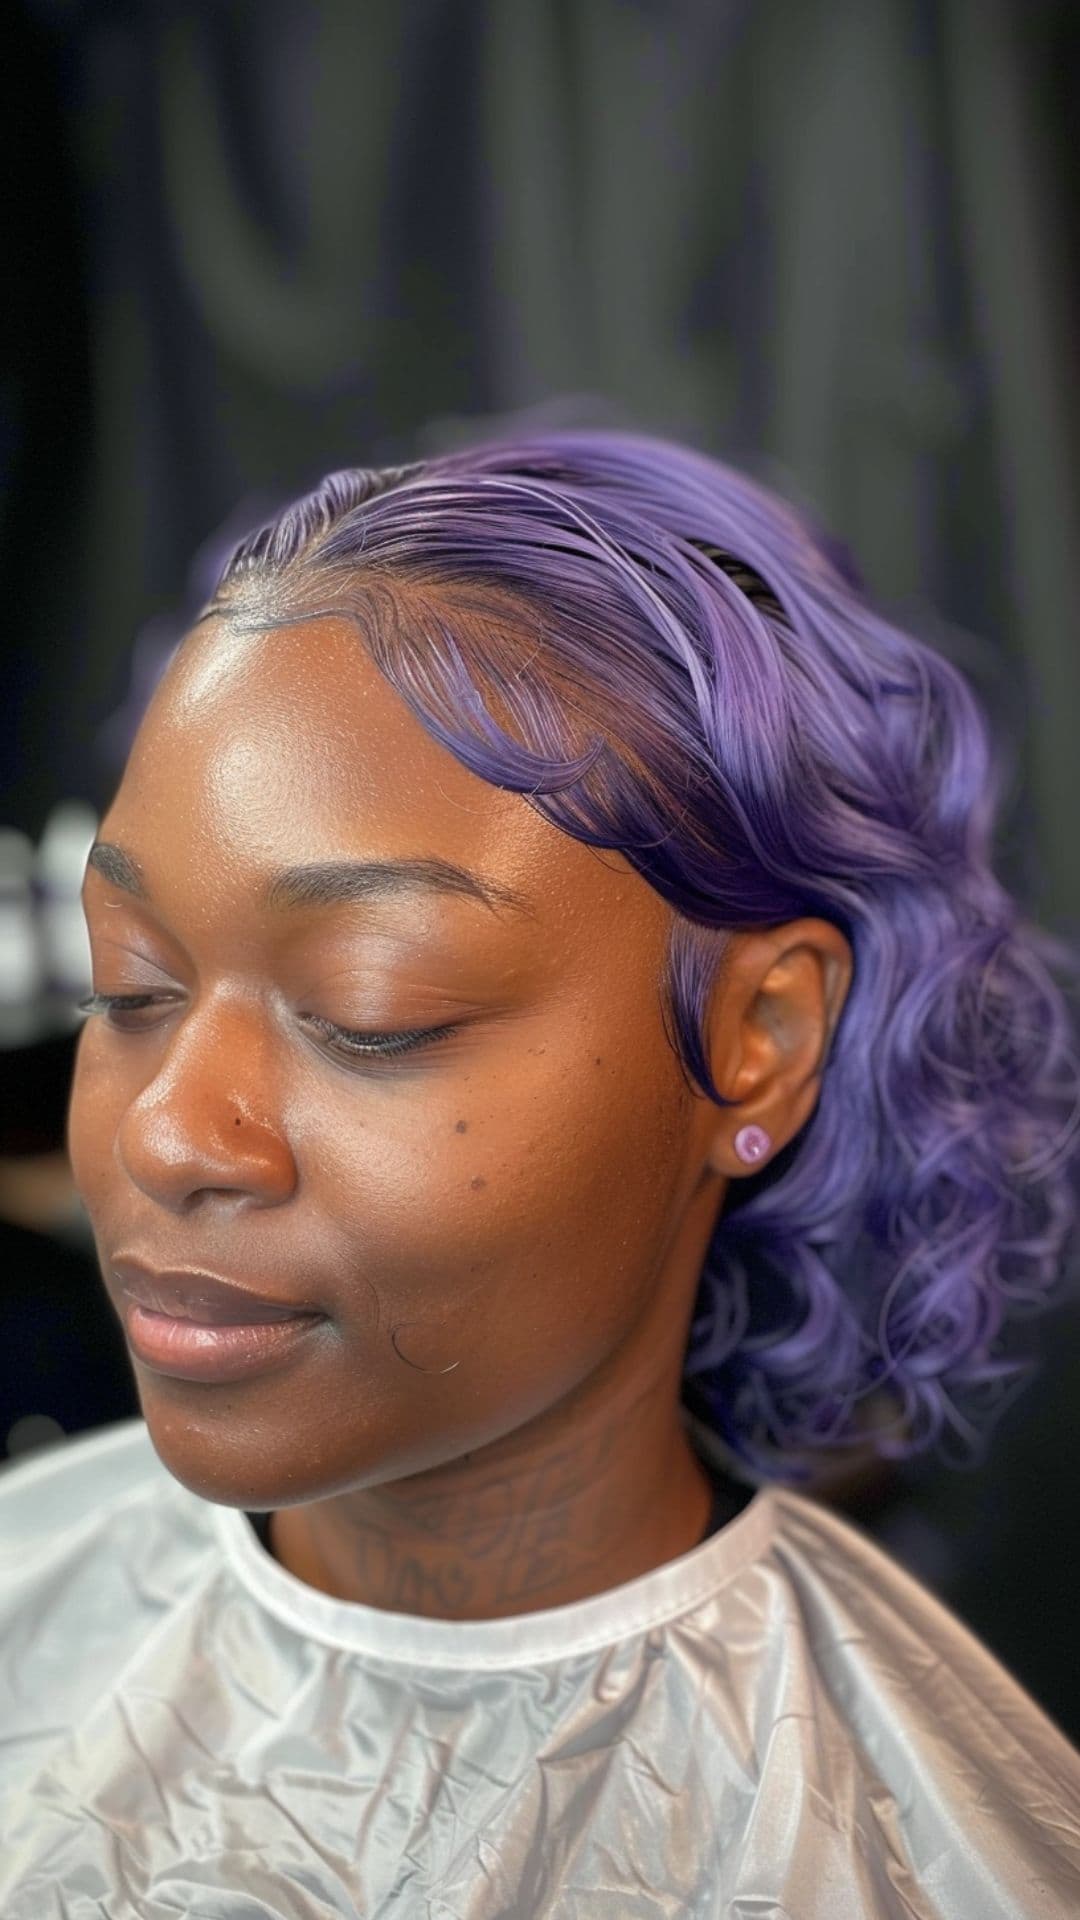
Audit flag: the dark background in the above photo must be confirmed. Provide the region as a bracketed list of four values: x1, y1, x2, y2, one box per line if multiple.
[3, 1, 1079, 1738]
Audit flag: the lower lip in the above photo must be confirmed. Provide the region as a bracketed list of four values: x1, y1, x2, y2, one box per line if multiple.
[124, 1303, 325, 1383]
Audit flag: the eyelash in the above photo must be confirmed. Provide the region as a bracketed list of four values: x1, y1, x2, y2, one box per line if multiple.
[75, 993, 459, 1063]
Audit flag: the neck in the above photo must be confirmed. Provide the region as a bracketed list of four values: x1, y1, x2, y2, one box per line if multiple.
[266, 1381, 717, 1620]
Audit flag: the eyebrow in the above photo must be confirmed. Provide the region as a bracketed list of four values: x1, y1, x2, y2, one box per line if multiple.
[84, 842, 534, 920]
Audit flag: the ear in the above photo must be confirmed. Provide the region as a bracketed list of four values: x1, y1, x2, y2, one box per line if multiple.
[700, 918, 853, 1179]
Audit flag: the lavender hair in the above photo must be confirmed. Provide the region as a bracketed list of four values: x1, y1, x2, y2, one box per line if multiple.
[208, 429, 1080, 1478]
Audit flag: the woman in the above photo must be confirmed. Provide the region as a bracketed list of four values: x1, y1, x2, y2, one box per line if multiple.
[2, 429, 1078, 1916]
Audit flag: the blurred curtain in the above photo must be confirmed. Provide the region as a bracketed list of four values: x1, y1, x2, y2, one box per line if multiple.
[6, 0, 1079, 934]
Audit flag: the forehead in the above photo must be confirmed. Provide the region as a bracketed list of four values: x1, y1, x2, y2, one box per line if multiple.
[104, 612, 665, 945]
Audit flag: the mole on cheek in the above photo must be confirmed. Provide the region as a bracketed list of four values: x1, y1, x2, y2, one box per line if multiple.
[454, 1120, 469, 1133]
[470, 1175, 487, 1191]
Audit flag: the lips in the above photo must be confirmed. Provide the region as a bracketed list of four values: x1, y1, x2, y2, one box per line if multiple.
[110, 1258, 322, 1325]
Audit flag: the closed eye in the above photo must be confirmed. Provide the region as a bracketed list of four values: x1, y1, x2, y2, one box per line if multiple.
[76, 993, 461, 1062]
[301, 1012, 460, 1060]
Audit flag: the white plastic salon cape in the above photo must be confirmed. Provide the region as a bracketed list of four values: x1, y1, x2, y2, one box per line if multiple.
[1, 1417, 1078, 1919]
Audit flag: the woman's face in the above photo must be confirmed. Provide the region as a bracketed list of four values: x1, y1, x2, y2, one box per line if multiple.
[69, 607, 724, 1511]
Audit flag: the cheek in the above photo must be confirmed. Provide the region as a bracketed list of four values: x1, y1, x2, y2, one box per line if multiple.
[302, 1031, 689, 1362]
[67, 1033, 125, 1217]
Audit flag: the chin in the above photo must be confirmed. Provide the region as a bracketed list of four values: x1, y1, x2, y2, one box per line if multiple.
[131, 1383, 312, 1509]
[130, 1376, 390, 1511]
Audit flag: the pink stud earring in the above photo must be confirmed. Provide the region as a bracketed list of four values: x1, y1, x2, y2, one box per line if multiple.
[733, 1123, 771, 1166]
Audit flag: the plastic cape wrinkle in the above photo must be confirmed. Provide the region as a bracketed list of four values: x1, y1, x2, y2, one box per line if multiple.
[0, 1418, 1078, 1918]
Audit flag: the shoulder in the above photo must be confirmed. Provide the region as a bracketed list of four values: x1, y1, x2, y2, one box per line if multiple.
[0, 1417, 214, 1602]
[0, 1417, 166, 1543]
[0, 1414, 215, 1620]
[757, 1484, 1080, 1802]
[0, 1420, 220, 1808]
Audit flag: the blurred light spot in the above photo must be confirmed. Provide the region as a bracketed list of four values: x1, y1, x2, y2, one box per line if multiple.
[6, 1414, 67, 1459]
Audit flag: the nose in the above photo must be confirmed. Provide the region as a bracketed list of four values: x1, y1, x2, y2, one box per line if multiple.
[114, 995, 297, 1215]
